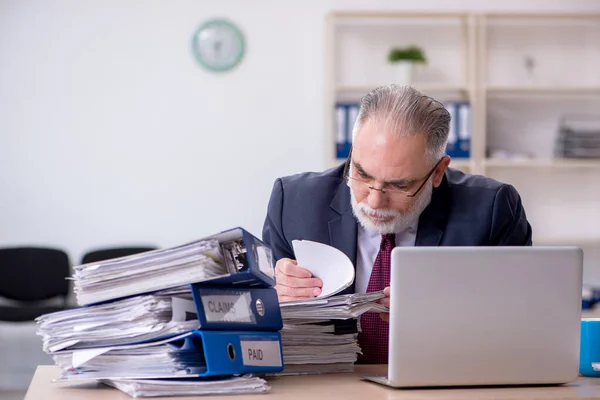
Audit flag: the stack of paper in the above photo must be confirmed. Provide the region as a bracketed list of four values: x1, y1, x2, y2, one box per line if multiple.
[52, 332, 208, 379]
[555, 115, 600, 159]
[36, 228, 285, 398]
[277, 293, 386, 375]
[280, 319, 359, 373]
[73, 239, 226, 306]
[37, 286, 195, 353]
[48, 320, 284, 384]
[273, 240, 387, 375]
[279, 292, 387, 319]
[101, 376, 270, 397]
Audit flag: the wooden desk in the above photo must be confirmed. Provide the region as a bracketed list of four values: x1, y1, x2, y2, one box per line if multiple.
[24, 365, 600, 400]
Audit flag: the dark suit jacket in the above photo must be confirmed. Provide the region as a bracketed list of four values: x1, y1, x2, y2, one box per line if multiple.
[262, 164, 532, 288]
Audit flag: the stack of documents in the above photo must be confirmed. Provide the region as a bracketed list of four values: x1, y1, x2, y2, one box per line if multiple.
[53, 332, 208, 379]
[37, 227, 285, 397]
[37, 286, 196, 353]
[52, 330, 283, 380]
[277, 292, 386, 375]
[273, 240, 387, 375]
[102, 376, 270, 397]
[279, 291, 387, 319]
[555, 115, 600, 159]
[280, 319, 359, 373]
[73, 239, 226, 306]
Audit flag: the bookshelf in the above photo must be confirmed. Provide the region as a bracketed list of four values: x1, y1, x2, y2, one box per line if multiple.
[325, 11, 600, 247]
[325, 11, 476, 169]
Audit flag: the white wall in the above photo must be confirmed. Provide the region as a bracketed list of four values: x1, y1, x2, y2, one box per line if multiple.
[2, 0, 600, 265]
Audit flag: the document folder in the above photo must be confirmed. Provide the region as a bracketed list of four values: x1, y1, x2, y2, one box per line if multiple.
[203, 227, 276, 288]
[39, 286, 282, 352]
[191, 285, 283, 331]
[56, 330, 284, 380]
[73, 227, 276, 306]
[194, 330, 283, 376]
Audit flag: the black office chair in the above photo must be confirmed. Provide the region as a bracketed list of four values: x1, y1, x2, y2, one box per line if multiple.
[0, 247, 71, 322]
[81, 246, 157, 264]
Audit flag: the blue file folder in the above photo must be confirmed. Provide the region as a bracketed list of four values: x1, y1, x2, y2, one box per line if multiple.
[336, 103, 348, 159]
[61, 330, 284, 380]
[39, 238, 282, 352]
[73, 227, 277, 307]
[204, 227, 276, 288]
[457, 102, 471, 158]
[443, 101, 471, 159]
[190, 285, 283, 331]
[191, 330, 284, 376]
[335, 102, 359, 160]
[444, 102, 458, 158]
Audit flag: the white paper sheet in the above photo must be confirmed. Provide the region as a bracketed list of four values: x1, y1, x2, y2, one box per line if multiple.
[72, 347, 113, 368]
[102, 376, 270, 397]
[291, 240, 354, 299]
[37, 289, 198, 353]
[72, 239, 227, 306]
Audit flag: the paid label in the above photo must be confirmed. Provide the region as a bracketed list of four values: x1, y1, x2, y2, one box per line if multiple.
[240, 340, 282, 367]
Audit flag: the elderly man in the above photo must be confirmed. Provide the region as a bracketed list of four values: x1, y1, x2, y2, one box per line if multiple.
[262, 85, 532, 364]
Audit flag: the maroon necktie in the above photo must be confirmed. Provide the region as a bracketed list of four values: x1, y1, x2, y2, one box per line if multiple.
[357, 233, 395, 364]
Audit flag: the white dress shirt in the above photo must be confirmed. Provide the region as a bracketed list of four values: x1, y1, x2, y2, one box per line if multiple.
[355, 222, 418, 294]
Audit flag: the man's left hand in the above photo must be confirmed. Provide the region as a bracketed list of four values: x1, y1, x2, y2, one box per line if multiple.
[380, 286, 390, 322]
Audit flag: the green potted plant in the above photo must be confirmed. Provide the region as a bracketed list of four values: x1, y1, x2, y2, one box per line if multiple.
[387, 46, 427, 85]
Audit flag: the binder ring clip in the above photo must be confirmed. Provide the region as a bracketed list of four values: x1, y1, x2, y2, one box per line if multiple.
[227, 344, 236, 361]
[256, 299, 265, 316]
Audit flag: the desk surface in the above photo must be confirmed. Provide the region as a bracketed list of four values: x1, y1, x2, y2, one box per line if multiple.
[24, 365, 600, 400]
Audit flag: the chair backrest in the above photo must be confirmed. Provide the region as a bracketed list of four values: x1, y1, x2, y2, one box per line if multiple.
[81, 246, 157, 265]
[0, 247, 70, 302]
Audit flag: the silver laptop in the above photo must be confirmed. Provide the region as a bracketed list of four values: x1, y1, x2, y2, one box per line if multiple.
[364, 246, 583, 388]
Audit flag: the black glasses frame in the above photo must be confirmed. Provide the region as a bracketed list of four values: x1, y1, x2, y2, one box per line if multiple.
[342, 147, 444, 198]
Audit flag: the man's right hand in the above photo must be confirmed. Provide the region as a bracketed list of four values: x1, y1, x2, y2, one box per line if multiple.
[275, 258, 323, 302]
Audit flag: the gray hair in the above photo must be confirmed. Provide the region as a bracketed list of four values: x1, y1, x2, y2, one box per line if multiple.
[351, 85, 451, 164]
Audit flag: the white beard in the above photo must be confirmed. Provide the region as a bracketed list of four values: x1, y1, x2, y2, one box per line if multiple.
[349, 180, 433, 235]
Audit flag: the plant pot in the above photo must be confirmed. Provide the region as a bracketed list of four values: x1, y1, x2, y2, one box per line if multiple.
[391, 61, 414, 86]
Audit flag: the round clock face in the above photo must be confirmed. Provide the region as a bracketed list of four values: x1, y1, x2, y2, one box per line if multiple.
[191, 19, 245, 72]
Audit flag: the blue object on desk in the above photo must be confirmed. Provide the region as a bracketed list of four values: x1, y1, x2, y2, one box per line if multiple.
[190, 285, 283, 331]
[582, 285, 600, 310]
[593, 288, 600, 304]
[579, 318, 600, 377]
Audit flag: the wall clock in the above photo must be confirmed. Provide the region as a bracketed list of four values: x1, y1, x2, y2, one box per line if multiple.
[191, 18, 245, 72]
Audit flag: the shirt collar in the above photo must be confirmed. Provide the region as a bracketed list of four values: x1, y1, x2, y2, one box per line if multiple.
[359, 219, 419, 240]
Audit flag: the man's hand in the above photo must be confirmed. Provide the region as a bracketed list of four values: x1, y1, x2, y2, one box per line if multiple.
[275, 258, 323, 302]
[380, 286, 390, 322]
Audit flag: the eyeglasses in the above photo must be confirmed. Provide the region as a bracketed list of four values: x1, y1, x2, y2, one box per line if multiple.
[342, 148, 443, 199]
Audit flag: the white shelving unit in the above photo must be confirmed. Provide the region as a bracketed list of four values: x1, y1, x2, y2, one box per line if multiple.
[486, 86, 600, 94]
[336, 84, 469, 94]
[325, 11, 600, 247]
[483, 159, 600, 169]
